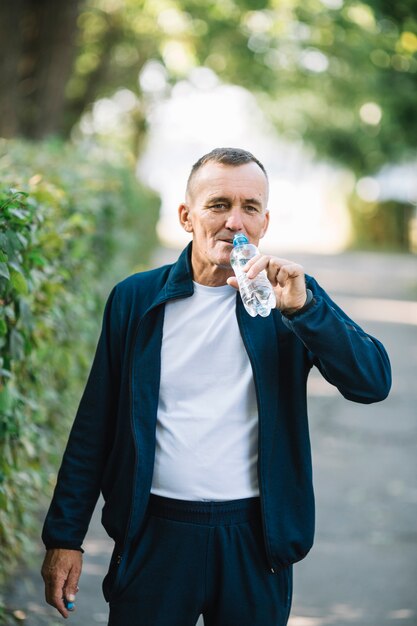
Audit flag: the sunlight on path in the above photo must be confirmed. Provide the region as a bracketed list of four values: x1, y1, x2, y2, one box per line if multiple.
[288, 605, 415, 626]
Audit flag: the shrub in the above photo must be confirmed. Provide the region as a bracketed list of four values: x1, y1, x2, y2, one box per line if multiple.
[0, 139, 160, 605]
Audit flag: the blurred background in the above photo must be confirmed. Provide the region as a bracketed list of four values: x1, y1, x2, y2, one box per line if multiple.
[0, 1, 416, 625]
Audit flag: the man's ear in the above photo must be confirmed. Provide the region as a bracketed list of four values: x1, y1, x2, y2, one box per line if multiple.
[259, 209, 270, 240]
[178, 203, 193, 233]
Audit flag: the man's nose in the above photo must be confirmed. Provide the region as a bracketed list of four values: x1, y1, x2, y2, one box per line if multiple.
[225, 207, 244, 232]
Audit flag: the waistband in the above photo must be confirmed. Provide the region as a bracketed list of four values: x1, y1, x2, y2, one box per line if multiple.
[147, 494, 261, 525]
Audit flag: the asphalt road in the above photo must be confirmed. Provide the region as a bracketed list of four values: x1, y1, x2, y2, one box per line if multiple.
[6, 248, 417, 626]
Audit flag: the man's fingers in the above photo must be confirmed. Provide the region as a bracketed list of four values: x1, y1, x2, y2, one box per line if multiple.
[242, 254, 262, 274]
[52, 594, 69, 619]
[276, 262, 304, 287]
[244, 254, 273, 278]
[245, 256, 294, 281]
[226, 276, 239, 290]
[64, 564, 82, 610]
[241, 254, 305, 287]
[241, 252, 305, 290]
[45, 580, 70, 618]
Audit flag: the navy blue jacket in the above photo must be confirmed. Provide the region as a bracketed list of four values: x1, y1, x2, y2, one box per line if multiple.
[42, 243, 391, 596]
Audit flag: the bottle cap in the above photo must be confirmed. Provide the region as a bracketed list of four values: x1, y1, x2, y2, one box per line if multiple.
[233, 233, 249, 246]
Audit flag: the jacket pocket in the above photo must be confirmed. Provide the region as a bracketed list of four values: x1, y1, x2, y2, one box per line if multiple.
[102, 544, 125, 602]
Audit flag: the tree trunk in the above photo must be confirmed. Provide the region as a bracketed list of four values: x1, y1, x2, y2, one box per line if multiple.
[0, 2, 25, 138]
[0, 0, 81, 139]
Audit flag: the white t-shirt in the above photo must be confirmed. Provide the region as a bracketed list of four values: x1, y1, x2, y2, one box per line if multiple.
[150, 281, 260, 501]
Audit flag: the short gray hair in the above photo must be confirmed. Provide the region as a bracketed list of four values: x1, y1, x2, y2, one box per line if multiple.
[186, 147, 268, 197]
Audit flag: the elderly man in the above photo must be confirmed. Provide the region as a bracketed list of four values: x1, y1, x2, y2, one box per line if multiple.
[41, 147, 391, 626]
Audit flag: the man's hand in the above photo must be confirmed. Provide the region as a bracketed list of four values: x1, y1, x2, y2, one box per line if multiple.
[41, 549, 82, 618]
[227, 254, 307, 314]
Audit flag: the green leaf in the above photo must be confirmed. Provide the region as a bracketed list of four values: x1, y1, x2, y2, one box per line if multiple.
[0, 251, 8, 262]
[0, 387, 13, 413]
[27, 250, 46, 267]
[0, 262, 10, 280]
[8, 188, 28, 199]
[0, 233, 8, 251]
[4, 305, 15, 322]
[18, 299, 33, 330]
[0, 319, 7, 336]
[21, 439, 36, 459]
[6, 208, 30, 223]
[5, 230, 24, 254]
[8, 261, 23, 274]
[10, 269, 29, 295]
[9, 328, 25, 360]
[8, 261, 24, 274]
[16, 233, 28, 247]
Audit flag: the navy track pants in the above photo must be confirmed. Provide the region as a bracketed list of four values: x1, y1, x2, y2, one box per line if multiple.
[107, 495, 293, 626]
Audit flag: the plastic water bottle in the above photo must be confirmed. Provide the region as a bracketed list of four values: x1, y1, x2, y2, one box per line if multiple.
[230, 233, 276, 317]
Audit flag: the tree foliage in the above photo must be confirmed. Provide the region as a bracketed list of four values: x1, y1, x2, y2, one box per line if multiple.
[0, 0, 416, 175]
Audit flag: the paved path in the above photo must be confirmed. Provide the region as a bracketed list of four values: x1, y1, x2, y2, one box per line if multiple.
[6, 248, 417, 626]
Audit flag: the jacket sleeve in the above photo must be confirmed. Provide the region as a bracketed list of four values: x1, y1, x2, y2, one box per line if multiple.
[42, 284, 122, 551]
[281, 276, 391, 404]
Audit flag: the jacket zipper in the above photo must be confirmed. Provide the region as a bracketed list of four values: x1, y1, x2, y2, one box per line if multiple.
[236, 303, 276, 574]
[112, 297, 174, 588]
[111, 313, 144, 591]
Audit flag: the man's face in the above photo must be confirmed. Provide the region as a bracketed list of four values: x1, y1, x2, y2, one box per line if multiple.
[179, 161, 270, 284]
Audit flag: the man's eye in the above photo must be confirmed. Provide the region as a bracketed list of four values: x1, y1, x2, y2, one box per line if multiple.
[245, 206, 258, 213]
[211, 204, 227, 210]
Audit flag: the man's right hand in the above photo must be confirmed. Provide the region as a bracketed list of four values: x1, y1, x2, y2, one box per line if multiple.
[41, 548, 83, 618]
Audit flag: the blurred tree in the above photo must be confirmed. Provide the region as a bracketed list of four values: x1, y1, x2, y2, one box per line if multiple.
[257, 0, 417, 175]
[0, 0, 416, 175]
[0, 0, 81, 139]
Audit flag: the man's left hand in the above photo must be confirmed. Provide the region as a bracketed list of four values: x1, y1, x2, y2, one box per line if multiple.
[227, 254, 307, 314]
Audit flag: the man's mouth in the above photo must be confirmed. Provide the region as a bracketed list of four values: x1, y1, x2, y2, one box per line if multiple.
[217, 237, 234, 244]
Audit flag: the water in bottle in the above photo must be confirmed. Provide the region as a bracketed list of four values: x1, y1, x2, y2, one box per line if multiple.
[230, 233, 276, 317]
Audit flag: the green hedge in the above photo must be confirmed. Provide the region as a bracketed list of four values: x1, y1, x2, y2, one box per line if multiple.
[349, 194, 414, 252]
[0, 139, 159, 614]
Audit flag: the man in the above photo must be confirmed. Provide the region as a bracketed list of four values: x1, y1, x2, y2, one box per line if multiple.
[41, 147, 391, 625]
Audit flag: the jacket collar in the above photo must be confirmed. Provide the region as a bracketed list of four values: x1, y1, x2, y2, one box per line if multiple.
[165, 241, 195, 299]
[149, 242, 194, 311]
